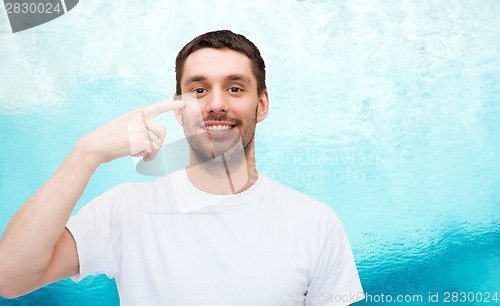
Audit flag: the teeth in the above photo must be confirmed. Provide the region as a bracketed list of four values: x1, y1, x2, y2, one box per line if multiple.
[207, 125, 230, 132]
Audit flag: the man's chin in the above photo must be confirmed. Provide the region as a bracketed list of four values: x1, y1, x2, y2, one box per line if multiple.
[192, 139, 245, 163]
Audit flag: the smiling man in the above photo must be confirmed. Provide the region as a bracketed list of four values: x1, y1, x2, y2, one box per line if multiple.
[0, 30, 364, 305]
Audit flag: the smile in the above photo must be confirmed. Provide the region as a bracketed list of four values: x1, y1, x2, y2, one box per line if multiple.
[204, 121, 236, 135]
[206, 125, 231, 132]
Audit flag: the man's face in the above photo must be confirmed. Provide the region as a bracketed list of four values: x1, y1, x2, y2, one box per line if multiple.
[175, 48, 268, 164]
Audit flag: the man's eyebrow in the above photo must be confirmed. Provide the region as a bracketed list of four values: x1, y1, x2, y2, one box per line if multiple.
[225, 74, 251, 84]
[184, 75, 207, 86]
[183, 74, 252, 86]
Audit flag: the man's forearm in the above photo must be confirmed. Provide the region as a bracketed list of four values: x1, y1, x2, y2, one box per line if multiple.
[0, 101, 180, 296]
[0, 136, 100, 286]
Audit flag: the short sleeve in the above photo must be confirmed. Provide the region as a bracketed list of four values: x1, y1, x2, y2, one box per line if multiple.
[66, 185, 124, 282]
[305, 218, 364, 305]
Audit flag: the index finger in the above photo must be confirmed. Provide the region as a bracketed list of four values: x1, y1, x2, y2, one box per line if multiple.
[142, 100, 185, 119]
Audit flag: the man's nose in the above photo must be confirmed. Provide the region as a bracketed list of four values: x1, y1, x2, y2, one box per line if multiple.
[206, 89, 228, 113]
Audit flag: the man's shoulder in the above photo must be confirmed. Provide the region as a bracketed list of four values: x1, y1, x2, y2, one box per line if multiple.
[112, 172, 178, 192]
[101, 176, 173, 204]
[262, 174, 339, 222]
[110, 180, 161, 194]
[262, 174, 331, 206]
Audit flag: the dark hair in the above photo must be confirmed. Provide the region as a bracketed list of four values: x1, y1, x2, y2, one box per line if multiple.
[175, 30, 266, 96]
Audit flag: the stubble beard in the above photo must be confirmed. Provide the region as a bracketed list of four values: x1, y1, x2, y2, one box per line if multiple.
[183, 109, 257, 176]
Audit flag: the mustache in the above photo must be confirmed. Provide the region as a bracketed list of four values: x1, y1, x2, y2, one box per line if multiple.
[203, 114, 242, 126]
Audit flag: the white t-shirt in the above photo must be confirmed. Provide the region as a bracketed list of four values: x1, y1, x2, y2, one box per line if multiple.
[67, 170, 364, 305]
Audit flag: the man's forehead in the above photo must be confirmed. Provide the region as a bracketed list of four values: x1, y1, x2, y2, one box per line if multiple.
[181, 48, 255, 83]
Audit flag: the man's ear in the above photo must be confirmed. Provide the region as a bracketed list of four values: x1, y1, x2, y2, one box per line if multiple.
[256, 89, 269, 123]
[173, 94, 183, 124]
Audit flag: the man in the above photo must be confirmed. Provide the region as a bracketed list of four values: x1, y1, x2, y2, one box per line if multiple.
[0, 30, 364, 305]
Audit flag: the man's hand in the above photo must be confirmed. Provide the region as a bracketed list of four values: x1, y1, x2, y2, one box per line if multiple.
[84, 100, 185, 164]
[0, 100, 185, 299]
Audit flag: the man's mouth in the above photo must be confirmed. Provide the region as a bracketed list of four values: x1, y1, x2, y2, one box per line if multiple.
[204, 121, 236, 136]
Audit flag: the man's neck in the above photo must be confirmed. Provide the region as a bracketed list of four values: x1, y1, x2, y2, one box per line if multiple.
[185, 152, 258, 195]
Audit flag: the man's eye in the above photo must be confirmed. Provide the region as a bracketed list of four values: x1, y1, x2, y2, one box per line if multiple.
[194, 88, 207, 94]
[228, 87, 242, 93]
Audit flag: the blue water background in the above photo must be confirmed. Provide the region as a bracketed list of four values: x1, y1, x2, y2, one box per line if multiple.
[1, 1, 499, 305]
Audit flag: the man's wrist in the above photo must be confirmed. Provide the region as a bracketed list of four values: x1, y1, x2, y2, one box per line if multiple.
[73, 135, 104, 169]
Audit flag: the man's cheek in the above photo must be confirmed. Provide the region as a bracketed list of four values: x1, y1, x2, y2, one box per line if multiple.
[181, 98, 204, 133]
